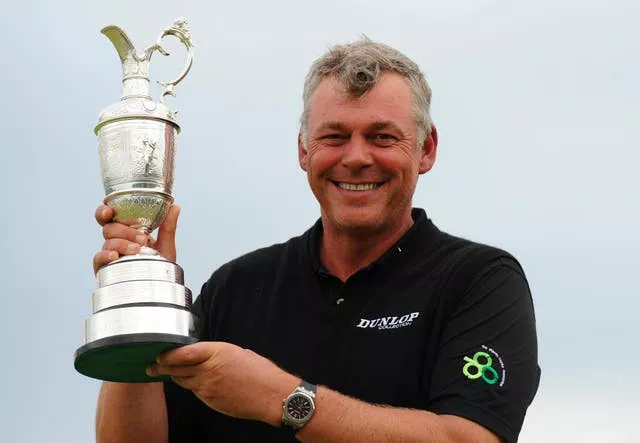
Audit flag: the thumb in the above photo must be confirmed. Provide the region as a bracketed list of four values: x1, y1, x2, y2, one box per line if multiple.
[156, 204, 180, 262]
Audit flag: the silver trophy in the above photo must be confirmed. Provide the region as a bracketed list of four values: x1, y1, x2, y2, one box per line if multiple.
[74, 18, 198, 382]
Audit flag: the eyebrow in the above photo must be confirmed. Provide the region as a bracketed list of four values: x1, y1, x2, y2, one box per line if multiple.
[315, 122, 350, 133]
[315, 121, 404, 134]
[369, 121, 404, 134]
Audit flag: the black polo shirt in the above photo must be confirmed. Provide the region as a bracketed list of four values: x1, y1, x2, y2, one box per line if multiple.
[164, 208, 540, 442]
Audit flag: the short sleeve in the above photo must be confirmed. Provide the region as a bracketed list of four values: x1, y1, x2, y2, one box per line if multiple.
[426, 257, 540, 443]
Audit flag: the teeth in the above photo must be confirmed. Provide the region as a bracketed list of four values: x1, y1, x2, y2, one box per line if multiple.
[338, 183, 378, 191]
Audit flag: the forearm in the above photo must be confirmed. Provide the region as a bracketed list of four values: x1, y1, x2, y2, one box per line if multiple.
[96, 382, 168, 443]
[295, 387, 498, 443]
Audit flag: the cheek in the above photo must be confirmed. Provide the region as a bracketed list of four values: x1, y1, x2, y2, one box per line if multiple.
[307, 150, 338, 176]
[374, 150, 419, 177]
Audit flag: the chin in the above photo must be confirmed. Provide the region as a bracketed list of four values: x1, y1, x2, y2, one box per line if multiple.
[330, 209, 385, 234]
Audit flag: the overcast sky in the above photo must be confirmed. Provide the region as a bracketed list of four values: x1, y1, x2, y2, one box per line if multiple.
[1, 0, 638, 441]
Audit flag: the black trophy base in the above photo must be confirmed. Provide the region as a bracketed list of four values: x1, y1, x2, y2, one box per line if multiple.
[74, 333, 199, 383]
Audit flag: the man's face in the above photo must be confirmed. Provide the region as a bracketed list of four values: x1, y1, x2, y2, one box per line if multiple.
[299, 73, 437, 236]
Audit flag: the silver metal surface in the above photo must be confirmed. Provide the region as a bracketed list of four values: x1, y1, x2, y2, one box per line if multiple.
[104, 191, 174, 234]
[96, 17, 193, 233]
[83, 306, 195, 344]
[97, 17, 194, 112]
[92, 280, 192, 312]
[99, 120, 177, 196]
[114, 253, 166, 263]
[97, 255, 184, 287]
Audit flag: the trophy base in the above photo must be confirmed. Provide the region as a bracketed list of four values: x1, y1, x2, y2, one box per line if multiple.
[74, 333, 198, 383]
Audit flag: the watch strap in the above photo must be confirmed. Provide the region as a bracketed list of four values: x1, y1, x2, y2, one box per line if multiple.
[298, 380, 317, 398]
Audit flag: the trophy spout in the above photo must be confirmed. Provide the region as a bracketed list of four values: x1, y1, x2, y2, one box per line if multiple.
[101, 26, 137, 64]
[101, 25, 152, 100]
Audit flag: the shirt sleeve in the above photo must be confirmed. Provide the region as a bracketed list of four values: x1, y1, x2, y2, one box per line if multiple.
[426, 254, 540, 443]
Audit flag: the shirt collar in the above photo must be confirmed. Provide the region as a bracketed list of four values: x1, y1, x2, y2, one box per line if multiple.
[306, 208, 439, 278]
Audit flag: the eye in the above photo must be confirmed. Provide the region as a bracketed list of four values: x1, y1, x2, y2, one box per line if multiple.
[320, 134, 349, 145]
[370, 134, 397, 146]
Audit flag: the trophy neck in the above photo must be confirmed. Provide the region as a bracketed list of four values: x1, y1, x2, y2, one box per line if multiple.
[121, 55, 152, 101]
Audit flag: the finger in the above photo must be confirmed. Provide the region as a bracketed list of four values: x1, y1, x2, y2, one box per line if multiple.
[95, 205, 115, 226]
[170, 375, 197, 390]
[144, 365, 196, 390]
[93, 250, 119, 274]
[146, 363, 200, 378]
[157, 342, 212, 367]
[103, 223, 148, 245]
[156, 205, 180, 261]
[102, 238, 142, 256]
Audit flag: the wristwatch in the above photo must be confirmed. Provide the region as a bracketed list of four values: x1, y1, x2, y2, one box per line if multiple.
[282, 380, 317, 432]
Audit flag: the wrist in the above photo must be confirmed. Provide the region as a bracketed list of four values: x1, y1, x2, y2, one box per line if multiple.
[262, 371, 300, 427]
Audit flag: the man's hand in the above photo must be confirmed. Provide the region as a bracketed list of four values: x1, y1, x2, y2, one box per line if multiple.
[146, 342, 299, 426]
[92, 204, 181, 274]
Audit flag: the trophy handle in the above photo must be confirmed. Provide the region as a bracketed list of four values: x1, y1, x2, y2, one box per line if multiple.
[153, 18, 194, 104]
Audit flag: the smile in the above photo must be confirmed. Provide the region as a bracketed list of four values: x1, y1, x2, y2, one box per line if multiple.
[336, 182, 381, 191]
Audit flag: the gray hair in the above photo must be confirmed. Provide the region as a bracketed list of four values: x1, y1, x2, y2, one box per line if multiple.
[300, 37, 432, 148]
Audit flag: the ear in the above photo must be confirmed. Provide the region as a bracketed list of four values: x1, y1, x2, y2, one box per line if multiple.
[298, 133, 309, 171]
[418, 124, 438, 174]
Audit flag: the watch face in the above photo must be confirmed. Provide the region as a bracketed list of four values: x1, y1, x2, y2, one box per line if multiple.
[287, 394, 312, 420]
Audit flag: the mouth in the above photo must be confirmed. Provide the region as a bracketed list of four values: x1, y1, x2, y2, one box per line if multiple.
[332, 181, 384, 192]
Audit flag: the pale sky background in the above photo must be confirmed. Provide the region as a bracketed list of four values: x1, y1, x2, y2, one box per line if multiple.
[1, 0, 638, 441]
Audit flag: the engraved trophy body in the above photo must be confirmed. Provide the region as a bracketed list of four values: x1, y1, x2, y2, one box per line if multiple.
[75, 19, 198, 382]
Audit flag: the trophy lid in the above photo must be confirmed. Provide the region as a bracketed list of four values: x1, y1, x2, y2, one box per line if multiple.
[94, 18, 194, 134]
[96, 98, 180, 134]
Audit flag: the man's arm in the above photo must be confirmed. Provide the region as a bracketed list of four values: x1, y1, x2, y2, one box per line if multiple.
[96, 382, 168, 443]
[295, 386, 499, 443]
[148, 342, 500, 443]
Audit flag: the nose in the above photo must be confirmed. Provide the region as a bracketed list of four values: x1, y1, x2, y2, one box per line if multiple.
[341, 135, 373, 171]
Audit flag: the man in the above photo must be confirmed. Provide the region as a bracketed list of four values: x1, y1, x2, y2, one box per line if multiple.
[93, 38, 540, 442]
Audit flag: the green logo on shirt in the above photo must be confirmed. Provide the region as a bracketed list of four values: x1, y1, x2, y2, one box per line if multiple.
[462, 346, 505, 386]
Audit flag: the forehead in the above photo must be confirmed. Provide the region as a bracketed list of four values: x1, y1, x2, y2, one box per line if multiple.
[307, 73, 415, 131]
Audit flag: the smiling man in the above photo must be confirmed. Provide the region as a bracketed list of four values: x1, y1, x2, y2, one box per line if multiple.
[94, 38, 540, 443]
[300, 70, 436, 282]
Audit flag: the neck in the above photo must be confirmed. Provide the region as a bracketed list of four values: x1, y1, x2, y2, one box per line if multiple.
[320, 211, 414, 282]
